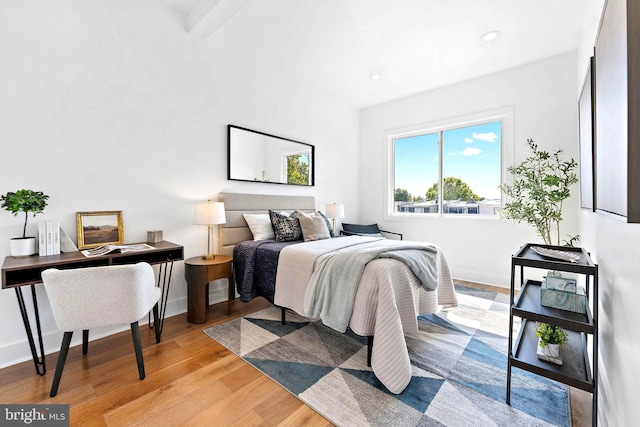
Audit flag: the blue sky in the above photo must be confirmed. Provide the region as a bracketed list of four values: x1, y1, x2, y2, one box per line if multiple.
[394, 120, 502, 199]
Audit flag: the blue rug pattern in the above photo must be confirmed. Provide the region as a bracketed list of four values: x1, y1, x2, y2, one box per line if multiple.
[205, 286, 570, 426]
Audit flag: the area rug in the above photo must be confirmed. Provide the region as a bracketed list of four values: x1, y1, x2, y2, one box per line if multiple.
[204, 286, 570, 426]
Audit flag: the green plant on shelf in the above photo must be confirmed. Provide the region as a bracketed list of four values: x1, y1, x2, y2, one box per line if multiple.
[535, 322, 568, 348]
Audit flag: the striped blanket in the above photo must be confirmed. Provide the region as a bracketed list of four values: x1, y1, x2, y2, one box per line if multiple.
[274, 236, 457, 394]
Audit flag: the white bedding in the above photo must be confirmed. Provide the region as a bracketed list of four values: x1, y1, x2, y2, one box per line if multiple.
[274, 236, 458, 394]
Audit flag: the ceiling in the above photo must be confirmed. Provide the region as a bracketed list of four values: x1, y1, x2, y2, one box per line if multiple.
[162, 0, 603, 109]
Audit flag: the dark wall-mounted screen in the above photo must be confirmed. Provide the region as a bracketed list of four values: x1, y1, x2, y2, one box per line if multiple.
[579, 56, 595, 211]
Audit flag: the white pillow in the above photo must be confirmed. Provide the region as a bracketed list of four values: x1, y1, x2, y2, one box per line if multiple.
[243, 214, 275, 240]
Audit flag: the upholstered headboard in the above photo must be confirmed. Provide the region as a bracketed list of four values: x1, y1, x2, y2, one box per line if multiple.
[218, 192, 316, 256]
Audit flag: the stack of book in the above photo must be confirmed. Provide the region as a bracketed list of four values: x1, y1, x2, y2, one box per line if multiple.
[37, 221, 78, 256]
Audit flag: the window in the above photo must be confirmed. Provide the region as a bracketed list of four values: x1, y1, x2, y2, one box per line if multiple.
[392, 119, 503, 216]
[283, 151, 311, 185]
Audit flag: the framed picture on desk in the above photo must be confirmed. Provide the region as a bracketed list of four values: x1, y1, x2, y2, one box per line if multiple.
[76, 210, 124, 249]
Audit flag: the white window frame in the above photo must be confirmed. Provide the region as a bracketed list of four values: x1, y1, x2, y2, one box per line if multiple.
[281, 149, 313, 185]
[384, 107, 514, 220]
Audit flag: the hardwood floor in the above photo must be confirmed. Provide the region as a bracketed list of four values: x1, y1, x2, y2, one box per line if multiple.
[0, 282, 590, 426]
[0, 298, 331, 426]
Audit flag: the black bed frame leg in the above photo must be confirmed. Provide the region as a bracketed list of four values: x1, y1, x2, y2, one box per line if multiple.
[281, 307, 286, 325]
[367, 336, 373, 367]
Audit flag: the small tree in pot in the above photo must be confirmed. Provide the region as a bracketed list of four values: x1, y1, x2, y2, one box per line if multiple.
[1, 189, 49, 256]
[499, 139, 578, 246]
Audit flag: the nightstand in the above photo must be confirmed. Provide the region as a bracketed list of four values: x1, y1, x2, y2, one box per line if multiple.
[184, 255, 233, 323]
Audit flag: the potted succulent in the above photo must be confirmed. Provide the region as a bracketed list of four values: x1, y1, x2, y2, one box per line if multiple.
[1, 189, 49, 256]
[535, 322, 568, 365]
[499, 139, 578, 246]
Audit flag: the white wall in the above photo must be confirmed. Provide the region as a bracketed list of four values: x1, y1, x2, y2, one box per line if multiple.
[576, 0, 640, 425]
[0, 0, 360, 368]
[359, 53, 580, 288]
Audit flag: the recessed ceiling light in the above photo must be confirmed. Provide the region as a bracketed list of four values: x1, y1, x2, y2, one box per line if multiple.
[481, 31, 500, 42]
[370, 73, 382, 80]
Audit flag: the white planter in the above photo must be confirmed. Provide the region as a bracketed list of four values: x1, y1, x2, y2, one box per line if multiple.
[9, 237, 37, 257]
[536, 339, 563, 365]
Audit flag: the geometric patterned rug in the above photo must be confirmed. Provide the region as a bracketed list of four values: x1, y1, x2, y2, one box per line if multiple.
[204, 285, 570, 426]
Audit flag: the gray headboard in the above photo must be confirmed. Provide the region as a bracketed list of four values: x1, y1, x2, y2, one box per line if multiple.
[218, 192, 316, 256]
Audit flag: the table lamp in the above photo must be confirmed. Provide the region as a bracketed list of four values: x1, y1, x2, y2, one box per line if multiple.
[325, 202, 344, 235]
[194, 200, 226, 260]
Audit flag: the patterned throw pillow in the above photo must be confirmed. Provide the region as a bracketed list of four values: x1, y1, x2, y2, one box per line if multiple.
[269, 210, 303, 242]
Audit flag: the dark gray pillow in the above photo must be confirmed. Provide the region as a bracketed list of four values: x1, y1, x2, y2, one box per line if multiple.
[342, 223, 380, 235]
[269, 210, 303, 242]
[317, 211, 335, 237]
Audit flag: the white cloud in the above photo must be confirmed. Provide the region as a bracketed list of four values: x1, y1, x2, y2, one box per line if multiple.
[461, 147, 482, 156]
[464, 138, 473, 143]
[472, 131, 497, 142]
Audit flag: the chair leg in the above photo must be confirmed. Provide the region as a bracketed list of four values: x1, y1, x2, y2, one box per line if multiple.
[153, 304, 161, 344]
[130, 321, 145, 380]
[82, 330, 89, 355]
[50, 331, 73, 397]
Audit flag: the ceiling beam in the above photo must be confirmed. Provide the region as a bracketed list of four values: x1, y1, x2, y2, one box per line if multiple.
[186, 0, 252, 40]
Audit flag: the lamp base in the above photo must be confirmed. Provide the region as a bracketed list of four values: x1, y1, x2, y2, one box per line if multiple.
[202, 254, 216, 260]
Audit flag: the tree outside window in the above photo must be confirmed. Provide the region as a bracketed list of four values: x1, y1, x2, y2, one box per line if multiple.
[286, 153, 310, 185]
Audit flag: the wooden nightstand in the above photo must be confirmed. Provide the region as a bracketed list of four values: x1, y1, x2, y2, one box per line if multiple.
[184, 255, 233, 323]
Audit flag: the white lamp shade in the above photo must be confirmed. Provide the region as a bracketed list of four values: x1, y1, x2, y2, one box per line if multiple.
[325, 203, 345, 219]
[194, 201, 226, 225]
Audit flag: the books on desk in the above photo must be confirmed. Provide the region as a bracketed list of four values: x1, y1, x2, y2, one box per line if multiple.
[81, 243, 155, 258]
[38, 221, 78, 255]
[38, 221, 69, 256]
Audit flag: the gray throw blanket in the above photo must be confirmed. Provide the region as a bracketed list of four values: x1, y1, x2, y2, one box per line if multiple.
[303, 240, 438, 332]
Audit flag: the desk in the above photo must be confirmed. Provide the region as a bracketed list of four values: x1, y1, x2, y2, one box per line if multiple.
[184, 255, 233, 323]
[1, 241, 184, 376]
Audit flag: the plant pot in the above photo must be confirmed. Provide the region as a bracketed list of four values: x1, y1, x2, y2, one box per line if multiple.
[536, 339, 563, 365]
[9, 237, 36, 257]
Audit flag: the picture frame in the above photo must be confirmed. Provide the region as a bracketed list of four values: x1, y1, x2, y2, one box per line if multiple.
[76, 211, 124, 250]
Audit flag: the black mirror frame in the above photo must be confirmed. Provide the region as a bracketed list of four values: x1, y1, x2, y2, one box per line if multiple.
[227, 124, 315, 187]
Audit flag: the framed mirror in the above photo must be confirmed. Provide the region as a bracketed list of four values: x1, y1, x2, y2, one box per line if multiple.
[227, 125, 314, 186]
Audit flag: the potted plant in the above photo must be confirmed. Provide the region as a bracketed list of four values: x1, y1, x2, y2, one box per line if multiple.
[1, 189, 49, 256]
[499, 139, 578, 246]
[535, 322, 568, 365]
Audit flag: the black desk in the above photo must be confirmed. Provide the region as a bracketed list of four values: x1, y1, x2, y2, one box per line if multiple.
[1, 241, 184, 376]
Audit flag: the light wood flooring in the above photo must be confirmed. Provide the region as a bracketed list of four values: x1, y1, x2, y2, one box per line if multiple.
[0, 282, 590, 426]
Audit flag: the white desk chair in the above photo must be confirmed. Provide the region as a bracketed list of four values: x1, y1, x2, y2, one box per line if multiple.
[41, 262, 161, 397]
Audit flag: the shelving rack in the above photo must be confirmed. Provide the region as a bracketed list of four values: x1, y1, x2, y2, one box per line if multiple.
[507, 243, 598, 426]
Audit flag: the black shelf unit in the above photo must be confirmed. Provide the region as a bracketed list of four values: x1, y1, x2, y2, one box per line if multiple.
[507, 243, 598, 426]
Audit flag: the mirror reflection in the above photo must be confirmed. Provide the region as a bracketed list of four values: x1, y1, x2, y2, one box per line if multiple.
[227, 125, 314, 186]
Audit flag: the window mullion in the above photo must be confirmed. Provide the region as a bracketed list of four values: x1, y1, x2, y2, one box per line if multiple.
[438, 131, 443, 215]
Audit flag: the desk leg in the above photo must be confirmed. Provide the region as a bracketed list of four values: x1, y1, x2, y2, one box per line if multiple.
[148, 260, 174, 343]
[15, 285, 46, 376]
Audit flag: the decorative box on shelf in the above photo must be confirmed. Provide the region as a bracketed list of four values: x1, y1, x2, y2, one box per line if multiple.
[540, 272, 586, 313]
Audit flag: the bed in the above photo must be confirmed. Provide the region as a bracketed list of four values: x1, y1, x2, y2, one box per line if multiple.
[218, 192, 458, 394]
